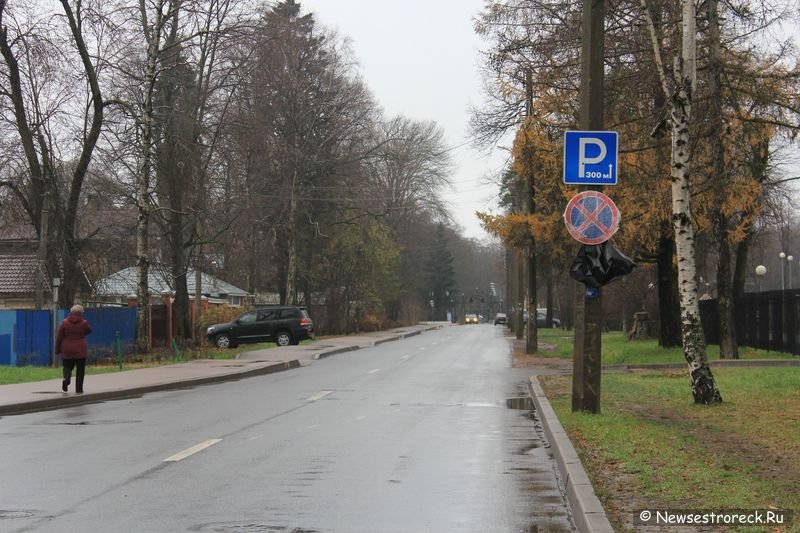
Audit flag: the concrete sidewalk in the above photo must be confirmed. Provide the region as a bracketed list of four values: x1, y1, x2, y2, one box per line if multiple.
[0, 324, 444, 416]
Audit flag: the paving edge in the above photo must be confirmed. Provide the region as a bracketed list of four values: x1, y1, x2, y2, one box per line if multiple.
[0, 360, 300, 417]
[529, 376, 615, 533]
[314, 345, 361, 359]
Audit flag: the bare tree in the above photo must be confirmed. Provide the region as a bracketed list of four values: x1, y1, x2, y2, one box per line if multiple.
[0, 0, 106, 308]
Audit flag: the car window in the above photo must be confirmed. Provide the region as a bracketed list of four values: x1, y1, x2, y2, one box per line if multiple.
[279, 308, 300, 319]
[238, 311, 257, 325]
[258, 309, 277, 321]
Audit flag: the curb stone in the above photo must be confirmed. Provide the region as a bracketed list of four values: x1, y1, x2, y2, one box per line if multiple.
[0, 360, 299, 416]
[314, 346, 360, 360]
[604, 358, 800, 372]
[374, 336, 402, 346]
[529, 376, 615, 533]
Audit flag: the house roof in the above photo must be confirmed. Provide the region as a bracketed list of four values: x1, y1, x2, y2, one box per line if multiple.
[95, 267, 250, 298]
[0, 255, 46, 294]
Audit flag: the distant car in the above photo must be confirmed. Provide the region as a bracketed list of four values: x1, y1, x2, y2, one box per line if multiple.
[465, 313, 479, 324]
[494, 312, 507, 325]
[206, 305, 314, 348]
[536, 311, 561, 328]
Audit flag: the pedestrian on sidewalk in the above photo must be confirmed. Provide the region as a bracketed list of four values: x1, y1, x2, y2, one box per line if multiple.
[56, 304, 92, 394]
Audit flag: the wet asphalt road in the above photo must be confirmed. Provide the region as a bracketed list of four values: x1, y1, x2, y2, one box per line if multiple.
[0, 324, 574, 533]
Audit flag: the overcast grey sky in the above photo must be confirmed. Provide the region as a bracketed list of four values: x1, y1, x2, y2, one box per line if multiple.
[300, 0, 509, 240]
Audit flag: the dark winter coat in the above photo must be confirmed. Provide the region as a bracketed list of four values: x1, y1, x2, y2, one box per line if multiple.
[56, 312, 92, 359]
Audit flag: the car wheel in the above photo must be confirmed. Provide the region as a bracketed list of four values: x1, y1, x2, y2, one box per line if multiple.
[214, 333, 232, 349]
[275, 331, 293, 347]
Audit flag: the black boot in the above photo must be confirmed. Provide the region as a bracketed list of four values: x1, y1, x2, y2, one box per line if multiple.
[62, 380, 68, 392]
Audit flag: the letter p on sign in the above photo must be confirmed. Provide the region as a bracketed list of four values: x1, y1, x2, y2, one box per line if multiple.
[578, 138, 607, 178]
[563, 131, 619, 186]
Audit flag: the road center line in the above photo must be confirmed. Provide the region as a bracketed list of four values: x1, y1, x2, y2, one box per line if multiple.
[306, 390, 333, 402]
[368, 369, 381, 374]
[164, 438, 222, 462]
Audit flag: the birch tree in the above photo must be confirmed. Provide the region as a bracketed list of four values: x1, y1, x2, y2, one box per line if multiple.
[103, 0, 182, 352]
[641, 0, 722, 403]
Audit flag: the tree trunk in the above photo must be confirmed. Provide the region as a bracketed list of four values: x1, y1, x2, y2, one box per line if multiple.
[135, 1, 167, 354]
[670, 0, 721, 403]
[657, 233, 681, 347]
[35, 191, 50, 310]
[516, 249, 524, 340]
[707, 0, 738, 359]
[733, 233, 751, 301]
[194, 263, 202, 344]
[284, 168, 298, 305]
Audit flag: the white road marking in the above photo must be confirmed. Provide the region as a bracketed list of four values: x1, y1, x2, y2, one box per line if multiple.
[306, 390, 333, 402]
[400, 355, 410, 360]
[164, 438, 222, 462]
[356, 416, 367, 421]
[368, 368, 381, 374]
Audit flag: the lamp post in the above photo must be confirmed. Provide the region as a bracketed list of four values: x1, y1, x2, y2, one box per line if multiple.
[755, 265, 766, 292]
[789, 255, 794, 289]
[779, 252, 786, 290]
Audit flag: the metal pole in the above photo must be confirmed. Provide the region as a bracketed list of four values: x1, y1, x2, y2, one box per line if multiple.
[52, 278, 60, 368]
[572, 0, 605, 414]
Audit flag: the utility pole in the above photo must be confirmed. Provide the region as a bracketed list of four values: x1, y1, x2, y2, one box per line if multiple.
[525, 69, 538, 354]
[572, 0, 605, 413]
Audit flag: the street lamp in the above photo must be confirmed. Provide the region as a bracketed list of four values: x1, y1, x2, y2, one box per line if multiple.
[789, 255, 794, 290]
[779, 252, 786, 290]
[755, 265, 766, 292]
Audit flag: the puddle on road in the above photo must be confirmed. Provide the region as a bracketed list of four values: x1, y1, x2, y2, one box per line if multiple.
[40, 419, 142, 426]
[0, 509, 36, 520]
[190, 524, 319, 533]
[506, 397, 534, 410]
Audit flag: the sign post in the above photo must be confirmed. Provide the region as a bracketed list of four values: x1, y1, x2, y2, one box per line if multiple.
[572, 0, 606, 414]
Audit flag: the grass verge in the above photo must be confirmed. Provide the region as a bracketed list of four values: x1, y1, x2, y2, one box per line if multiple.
[535, 328, 795, 365]
[0, 342, 279, 385]
[539, 367, 800, 532]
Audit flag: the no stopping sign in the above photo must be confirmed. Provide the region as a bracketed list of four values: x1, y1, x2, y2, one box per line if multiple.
[563, 191, 620, 245]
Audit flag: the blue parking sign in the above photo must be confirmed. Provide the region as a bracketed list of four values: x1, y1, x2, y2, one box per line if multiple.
[563, 131, 618, 185]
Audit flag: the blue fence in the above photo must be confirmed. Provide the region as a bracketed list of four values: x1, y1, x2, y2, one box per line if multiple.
[0, 307, 137, 367]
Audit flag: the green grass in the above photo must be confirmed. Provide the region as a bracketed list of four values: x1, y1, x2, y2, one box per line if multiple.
[540, 367, 800, 532]
[536, 328, 795, 365]
[0, 341, 283, 385]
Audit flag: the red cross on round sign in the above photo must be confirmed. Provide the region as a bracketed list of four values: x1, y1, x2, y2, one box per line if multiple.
[563, 191, 620, 245]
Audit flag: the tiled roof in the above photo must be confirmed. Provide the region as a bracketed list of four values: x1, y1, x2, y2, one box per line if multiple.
[0, 255, 44, 294]
[95, 266, 250, 297]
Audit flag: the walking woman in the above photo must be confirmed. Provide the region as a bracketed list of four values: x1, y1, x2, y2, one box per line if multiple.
[56, 305, 92, 394]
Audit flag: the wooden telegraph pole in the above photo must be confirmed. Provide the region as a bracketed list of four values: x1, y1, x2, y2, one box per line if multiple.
[571, 0, 605, 413]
